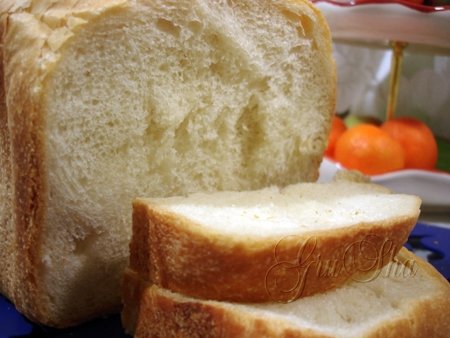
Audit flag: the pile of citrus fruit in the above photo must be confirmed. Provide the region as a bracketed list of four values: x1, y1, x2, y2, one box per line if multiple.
[325, 115, 438, 176]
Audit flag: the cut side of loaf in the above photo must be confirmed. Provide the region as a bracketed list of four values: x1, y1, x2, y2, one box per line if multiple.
[123, 249, 450, 338]
[0, 0, 335, 327]
[130, 182, 421, 303]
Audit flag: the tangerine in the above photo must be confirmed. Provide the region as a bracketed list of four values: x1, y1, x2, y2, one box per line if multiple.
[324, 116, 347, 158]
[381, 117, 438, 170]
[334, 124, 405, 175]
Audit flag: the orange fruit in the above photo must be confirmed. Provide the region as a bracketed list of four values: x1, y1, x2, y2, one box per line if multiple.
[324, 116, 347, 157]
[381, 117, 437, 170]
[335, 124, 405, 175]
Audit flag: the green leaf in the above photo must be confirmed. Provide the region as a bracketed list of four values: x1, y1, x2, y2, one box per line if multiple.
[436, 138, 450, 173]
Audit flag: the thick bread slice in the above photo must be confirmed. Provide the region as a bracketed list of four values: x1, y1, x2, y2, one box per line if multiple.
[123, 249, 450, 337]
[130, 182, 421, 303]
[0, 0, 335, 327]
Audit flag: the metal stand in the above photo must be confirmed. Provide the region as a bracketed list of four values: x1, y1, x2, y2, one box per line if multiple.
[386, 41, 408, 120]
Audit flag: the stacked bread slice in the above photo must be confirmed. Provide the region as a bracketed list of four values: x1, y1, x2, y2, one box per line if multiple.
[122, 181, 450, 337]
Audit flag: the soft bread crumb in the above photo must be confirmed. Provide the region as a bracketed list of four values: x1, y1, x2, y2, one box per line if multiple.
[10, 0, 334, 322]
[149, 182, 420, 236]
[247, 258, 433, 337]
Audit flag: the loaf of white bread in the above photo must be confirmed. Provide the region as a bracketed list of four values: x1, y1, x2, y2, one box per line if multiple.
[123, 182, 450, 337]
[0, 0, 335, 327]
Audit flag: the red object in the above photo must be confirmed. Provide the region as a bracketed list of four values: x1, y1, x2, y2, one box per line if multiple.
[311, 0, 450, 13]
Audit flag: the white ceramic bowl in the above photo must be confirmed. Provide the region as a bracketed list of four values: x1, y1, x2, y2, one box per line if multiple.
[319, 157, 450, 211]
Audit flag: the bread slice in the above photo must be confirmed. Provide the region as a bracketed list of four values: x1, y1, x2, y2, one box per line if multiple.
[0, 0, 335, 327]
[130, 182, 421, 303]
[123, 249, 450, 337]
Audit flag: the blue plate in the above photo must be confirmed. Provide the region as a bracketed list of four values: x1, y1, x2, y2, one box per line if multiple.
[1, 222, 449, 337]
[0, 299, 129, 338]
[405, 222, 450, 279]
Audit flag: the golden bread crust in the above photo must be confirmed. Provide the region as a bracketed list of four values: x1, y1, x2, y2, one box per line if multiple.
[122, 269, 151, 335]
[0, 4, 14, 300]
[124, 270, 330, 338]
[0, 0, 130, 327]
[130, 198, 419, 303]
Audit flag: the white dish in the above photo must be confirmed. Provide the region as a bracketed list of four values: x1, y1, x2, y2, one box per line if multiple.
[319, 157, 450, 211]
[313, 1, 450, 54]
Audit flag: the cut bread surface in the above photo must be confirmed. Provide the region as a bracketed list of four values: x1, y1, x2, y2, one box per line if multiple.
[130, 182, 421, 303]
[0, 0, 335, 327]
[142, 182, 420, 236]
[123, 249, 450, 338]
